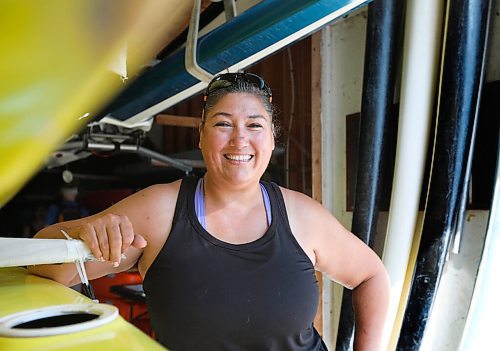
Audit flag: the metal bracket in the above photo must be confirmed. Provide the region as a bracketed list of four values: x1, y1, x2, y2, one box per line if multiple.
[86, 142, 194, 173]
[186, 0, 213, 82]
[223, 0, 237, 21]
[118, 143, 193, 173]
[210, 0, 237, 23]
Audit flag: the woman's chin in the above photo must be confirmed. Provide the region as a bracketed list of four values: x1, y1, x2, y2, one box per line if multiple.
[221, 171, 259, 187]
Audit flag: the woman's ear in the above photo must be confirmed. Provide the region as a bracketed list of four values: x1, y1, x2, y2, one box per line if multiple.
[198, 122, 203, 149]
[271, 123, 276, 150]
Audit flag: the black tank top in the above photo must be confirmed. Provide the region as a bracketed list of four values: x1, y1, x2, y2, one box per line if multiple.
[143, 176, 326, 350]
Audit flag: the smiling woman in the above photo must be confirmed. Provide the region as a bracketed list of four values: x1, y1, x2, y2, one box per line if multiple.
[30, 72, 390, 351]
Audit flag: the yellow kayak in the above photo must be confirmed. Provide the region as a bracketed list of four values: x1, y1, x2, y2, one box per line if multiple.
[0, 267, 165, 351]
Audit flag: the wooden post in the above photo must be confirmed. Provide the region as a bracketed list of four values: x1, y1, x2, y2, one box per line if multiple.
[311, 31, 323, 334]
[155, 114, 201, 128]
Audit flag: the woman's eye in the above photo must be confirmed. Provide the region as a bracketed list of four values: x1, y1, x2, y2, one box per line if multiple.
[248, 123, 263, 129]
[214, 121, 231, 127]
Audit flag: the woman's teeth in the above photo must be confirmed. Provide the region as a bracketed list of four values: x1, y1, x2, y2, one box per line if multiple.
[225, 154, 253, 162]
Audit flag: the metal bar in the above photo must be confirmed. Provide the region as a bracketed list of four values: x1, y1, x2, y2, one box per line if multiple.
[88, 142, 115, 151]
[85, 141, 194, 172]
[119, 144, 193, 173]
[58, 141, 87, 151]
[185, 0, 213, 82]
[223, 0, 237, 21]
[451, 177, 470, 254]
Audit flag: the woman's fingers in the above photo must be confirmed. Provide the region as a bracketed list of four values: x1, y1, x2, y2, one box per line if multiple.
[116, 215, 147, 250]
[106, 215, 123, 266]
[67, 214, 145, 266]
[132, 234, 148, 249]
[75, 222, 102, 261]
[95, 218, 111, 261]
[119, 215, 135, 251]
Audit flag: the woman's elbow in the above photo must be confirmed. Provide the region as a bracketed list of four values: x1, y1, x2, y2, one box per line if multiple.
[377, 260, 390, 290]
[355, 258, 390, 298]
[27, 264, 77, 287]
[371, 259, 391, 299]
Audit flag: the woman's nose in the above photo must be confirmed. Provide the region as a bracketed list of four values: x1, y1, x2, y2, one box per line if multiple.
[229, 127, 248, 146]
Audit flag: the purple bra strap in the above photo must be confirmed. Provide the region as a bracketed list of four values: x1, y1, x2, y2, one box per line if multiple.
[260, 183, 272, 226]
[194, 178, 272, 230]
[194, 177, 206, 229]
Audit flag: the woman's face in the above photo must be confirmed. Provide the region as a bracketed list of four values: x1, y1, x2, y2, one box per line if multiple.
[199, 92, 275, 188]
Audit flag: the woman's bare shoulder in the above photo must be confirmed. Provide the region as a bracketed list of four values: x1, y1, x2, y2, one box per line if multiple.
[134, 180, 183, 275]
[279, 186, 346, 235]
[278, 186, 324, 215]
[136, 179, 182, 199]
[111, 179, 182, 210]
[99, 179, 183, 238]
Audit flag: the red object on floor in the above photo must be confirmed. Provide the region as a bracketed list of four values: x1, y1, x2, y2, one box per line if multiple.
[92, 271, 152, 335]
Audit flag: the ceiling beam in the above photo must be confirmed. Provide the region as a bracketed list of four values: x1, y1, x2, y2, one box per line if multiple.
[155, 114, 201, 128]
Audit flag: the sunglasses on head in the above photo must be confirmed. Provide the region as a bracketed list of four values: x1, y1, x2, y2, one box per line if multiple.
[201, 72, 272, 121]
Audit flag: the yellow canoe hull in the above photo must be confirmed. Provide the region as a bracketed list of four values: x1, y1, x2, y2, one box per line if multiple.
[0, 267, 165, 350]
[0, 0, 193, 206]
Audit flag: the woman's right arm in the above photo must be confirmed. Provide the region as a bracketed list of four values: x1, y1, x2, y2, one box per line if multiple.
[28, 182, 180, 286]
[28, 213, 146, 286]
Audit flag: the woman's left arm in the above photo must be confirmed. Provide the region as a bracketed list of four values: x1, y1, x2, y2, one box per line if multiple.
[283, 188, 390, 351]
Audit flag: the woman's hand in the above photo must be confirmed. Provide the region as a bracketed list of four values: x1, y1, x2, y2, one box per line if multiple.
[65, 213, 147, 267]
